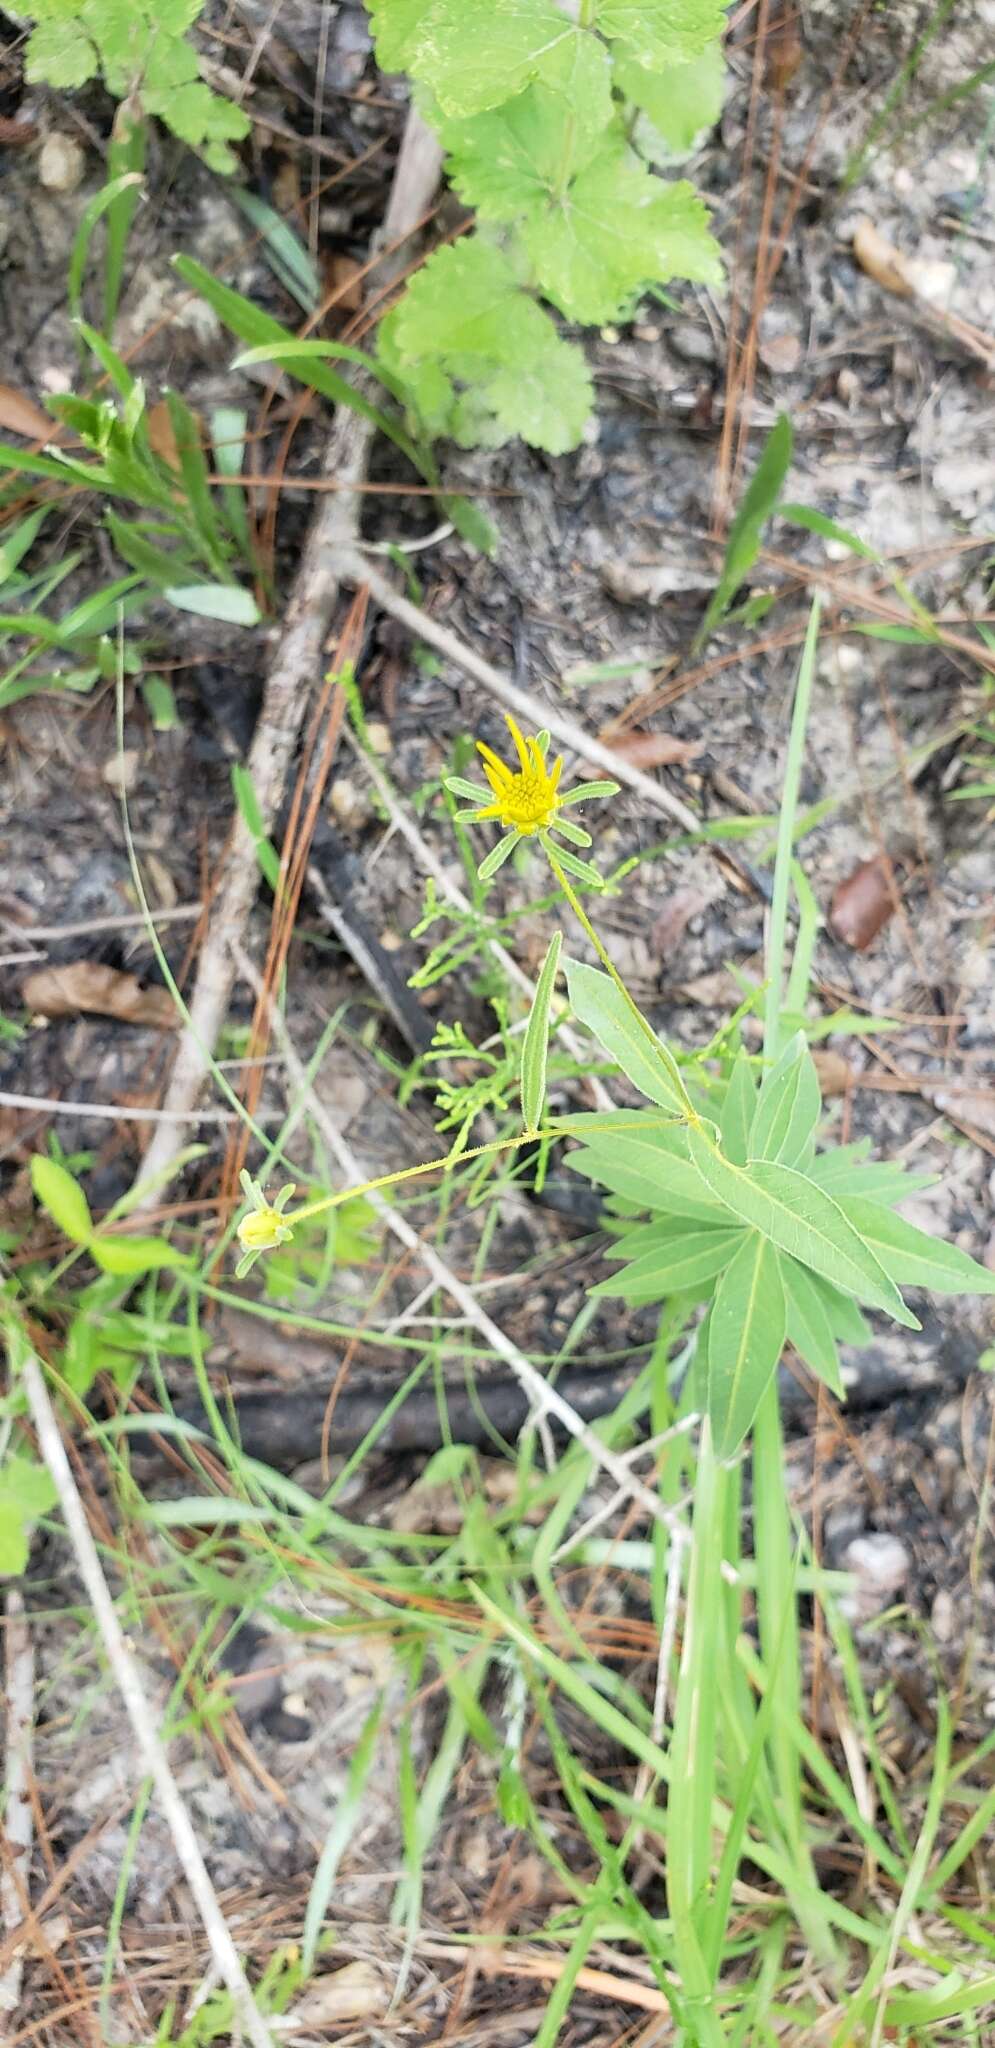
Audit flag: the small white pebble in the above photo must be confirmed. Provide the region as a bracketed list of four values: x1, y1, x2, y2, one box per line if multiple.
[931, 1589, 955, 1643]
[364, 719, 391, 756]
[103, 749, 140, 792]
[38, 133, 86, 194]
[329, 777, 370, 829]
[841, 1533, 910, 1622]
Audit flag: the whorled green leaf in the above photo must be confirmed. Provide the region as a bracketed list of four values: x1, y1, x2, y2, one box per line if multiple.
[686, 1127, 919, 1328]
[31, 1155, 93, 1246]
[748, 1031, 821, 1169]
[706, 1231, 786, 1456]
[607, 1210, 736, 1262]
[521, 929, 563, 1134]
[808, 1143, 936, 1206]
[782, 1255, 844, 1397]
[718, 1048, 758, 1167]
[809, 1271, 872, 1348]
[834, 1197, 995, 1298]
[565, 1112, 722, 1222]
[564, 958, 688, 1117]
[594, 1222, 744, 1302]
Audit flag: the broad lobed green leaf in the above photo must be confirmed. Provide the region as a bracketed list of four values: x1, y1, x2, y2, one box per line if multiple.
[370, 0, 595, 115]
[379, 239, 594, 453]
[594, 0, 727, 67]
[524, 149, 722, 323]
[615, 42, 725, 160]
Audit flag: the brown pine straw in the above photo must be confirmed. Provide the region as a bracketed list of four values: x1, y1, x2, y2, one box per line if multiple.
[714, 0, 877, 523]
[217, 585, 369, 1225]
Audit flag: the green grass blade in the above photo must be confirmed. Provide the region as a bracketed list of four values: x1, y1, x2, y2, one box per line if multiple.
[301, 1695, 384, 1974]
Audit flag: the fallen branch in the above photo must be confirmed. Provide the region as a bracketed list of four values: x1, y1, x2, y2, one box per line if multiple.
[234, 947, 687, 1540]
[339, 552, 702, 834]
[0, 1588, 34, 2022]
[15, 1337, 276, 2048]
[133, 111, 444, 1206]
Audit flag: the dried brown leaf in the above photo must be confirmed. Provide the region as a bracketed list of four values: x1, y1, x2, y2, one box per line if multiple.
[146, 399, 182, 471]
[0, 382, 53, 442]
[812, 1050, 852, 1098]
[852, 220, 914, 299]
[828, 855, 897, 951]
[22, 961, 179, 1029]
[607, 730, 701, 770]
[0, 118, 37, 148]
[285, 1961, 388, 2031]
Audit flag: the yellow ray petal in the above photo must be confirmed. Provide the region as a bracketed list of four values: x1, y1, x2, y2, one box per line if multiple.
[477, 740, 512, 782]
[505, 714, 532, 775]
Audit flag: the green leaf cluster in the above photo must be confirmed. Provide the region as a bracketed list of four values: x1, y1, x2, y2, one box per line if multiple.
[23, 0, 250, 173]
[368, 0, 725, 453]
[31, 1154, 190, 1278]
[562, 967, 995, 1456]
[1, 326, 260, 708]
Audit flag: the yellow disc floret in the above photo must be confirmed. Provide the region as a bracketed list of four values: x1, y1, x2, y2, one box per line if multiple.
[238, 1206, 292, 1254]
[476, 716, 563, 835]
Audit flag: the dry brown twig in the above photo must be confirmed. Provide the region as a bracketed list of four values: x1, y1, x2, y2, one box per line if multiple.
[132, 110, 444, 1209]
[339, 552, 701, 833]
[0, 1587, 35, 2023]
[15, 1342, 277, 2048]
[235, 945, 689, 1542]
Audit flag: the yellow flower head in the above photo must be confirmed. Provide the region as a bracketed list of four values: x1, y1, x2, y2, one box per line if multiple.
[236, 1171, 295, 1276]
[477, 717, 563, 834]
[445, 714, 619, 887]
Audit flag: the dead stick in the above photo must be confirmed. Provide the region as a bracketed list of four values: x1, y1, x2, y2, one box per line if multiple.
[341, 552, 702, 835]
[132, 112, 444, 1204]
[15, 1341, 276, 2048]
[235, 945, 688, 1541]
[0, 1588, 34, 2025]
